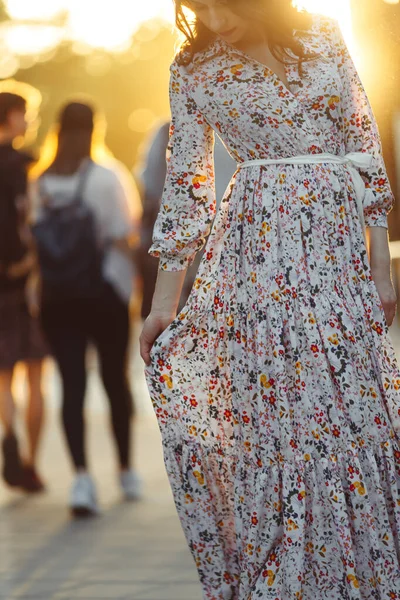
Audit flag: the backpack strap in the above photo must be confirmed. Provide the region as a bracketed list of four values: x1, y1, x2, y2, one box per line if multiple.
[72, 159, 95, 203]
[38, 159, 95, 209]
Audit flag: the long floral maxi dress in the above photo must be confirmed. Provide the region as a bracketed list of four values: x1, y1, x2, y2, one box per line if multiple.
[145, 15, 400, 600]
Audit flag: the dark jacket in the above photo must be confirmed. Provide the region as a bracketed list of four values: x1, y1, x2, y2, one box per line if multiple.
[0, 143, 34, 292]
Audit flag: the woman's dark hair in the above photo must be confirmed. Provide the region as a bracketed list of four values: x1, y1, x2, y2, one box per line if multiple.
[0, 93, 26, 126]
[47, 101, 95, 175]
[175, 0, 318, 73]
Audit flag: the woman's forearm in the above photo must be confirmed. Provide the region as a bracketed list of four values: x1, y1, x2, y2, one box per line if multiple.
[368, 226, 391, 275]
[151, 268, 187, 317]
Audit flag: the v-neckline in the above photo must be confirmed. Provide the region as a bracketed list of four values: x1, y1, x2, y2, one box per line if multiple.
[218, 37, 296, 98]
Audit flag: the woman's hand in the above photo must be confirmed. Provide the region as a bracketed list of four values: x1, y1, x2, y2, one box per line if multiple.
[372, 270, 397, 327]
[368, 227, 397, 326]
[140, 312, 176, 367]
[140, 268, 188, 366]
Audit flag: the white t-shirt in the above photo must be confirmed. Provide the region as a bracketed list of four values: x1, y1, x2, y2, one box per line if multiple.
[31, 161, 137, 304]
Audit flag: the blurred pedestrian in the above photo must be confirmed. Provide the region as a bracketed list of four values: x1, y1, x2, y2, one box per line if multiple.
[31, 101, 142, 517]
[136, 120, 235, 318]
[0, 92, 48, 493]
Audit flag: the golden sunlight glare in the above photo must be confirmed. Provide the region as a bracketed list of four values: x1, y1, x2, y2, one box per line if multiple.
[4, 0, 354, 54]
[295, 0, 354, 47]
[5, 0, 174, 51]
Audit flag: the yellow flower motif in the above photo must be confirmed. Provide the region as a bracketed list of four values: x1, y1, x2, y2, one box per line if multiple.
[304, 453, 311, 462]
[347, 574, 360, 589]
[266, 570, 275, 586]
[244, 441, 252, 452]
[328, 333, 339, 346]
[305, 542, 314, 553]
[185, 494, 194, 504]
[192, 174, 207, 185]
[226, 315, 234, 327]
[287, 518, 299, 531]
[354, 481, 366, 496]
[300, 195, 310, 205]
[260, 374, 272, 388]
[250, 272, 257, 283]
[245, 544, 254, 555]
[230, 63, 244, 75]
[171, 81, 181, 93]
[162, 375, 173, 389]
[193, 470, 205, 485]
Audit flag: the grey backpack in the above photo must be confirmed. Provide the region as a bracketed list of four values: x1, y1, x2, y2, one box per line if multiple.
[32, 161, 105, 301]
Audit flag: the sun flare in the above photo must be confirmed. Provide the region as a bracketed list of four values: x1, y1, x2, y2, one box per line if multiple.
[0, 0, 355, 77]
[4, 0, 353, 51]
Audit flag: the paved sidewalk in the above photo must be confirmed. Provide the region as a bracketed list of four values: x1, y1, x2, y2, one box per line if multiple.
[0, 323, 202, 600]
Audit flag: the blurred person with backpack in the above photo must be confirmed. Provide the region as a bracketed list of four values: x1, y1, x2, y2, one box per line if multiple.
[31, 101, 142, 517]
[0, 92, 48, 493]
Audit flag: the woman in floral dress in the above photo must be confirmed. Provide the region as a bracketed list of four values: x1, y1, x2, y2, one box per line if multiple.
[140, 1, 400, 598]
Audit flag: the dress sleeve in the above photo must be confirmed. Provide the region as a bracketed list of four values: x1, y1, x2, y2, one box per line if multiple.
[326, 18, 395, 228]
[149, 61, 216, 271]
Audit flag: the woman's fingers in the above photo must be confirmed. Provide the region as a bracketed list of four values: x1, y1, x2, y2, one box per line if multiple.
[139, 333, 153, 366]
[140, 313, 176, 367]
[139, 319, 162, 366]
[383, 301, 397, 327]
[372, 275, 397, 327]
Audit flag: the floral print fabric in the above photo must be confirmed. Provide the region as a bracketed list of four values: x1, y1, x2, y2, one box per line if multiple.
[146, 15, 400, 600]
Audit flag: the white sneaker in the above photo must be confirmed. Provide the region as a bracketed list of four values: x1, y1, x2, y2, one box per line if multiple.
[69, 473, 99, 517]
[120, 470, 143, 501]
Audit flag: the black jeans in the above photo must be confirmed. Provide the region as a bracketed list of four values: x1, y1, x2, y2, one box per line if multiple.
[41, 284, 134, 470]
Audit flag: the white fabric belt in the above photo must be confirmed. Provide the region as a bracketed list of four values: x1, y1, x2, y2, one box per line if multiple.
[238, 152, 373, 235]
